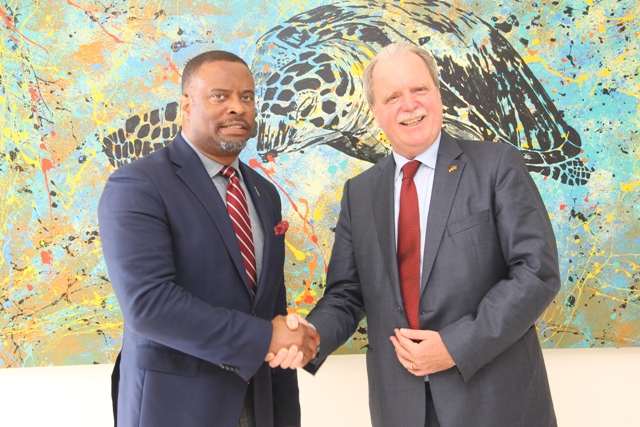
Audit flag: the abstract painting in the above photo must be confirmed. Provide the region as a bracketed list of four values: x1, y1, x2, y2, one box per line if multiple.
[1, 0, 637, 368]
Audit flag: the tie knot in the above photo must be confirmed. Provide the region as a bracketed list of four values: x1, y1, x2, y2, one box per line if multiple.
[220, 165, 237, 180]
[402, 161, 421, 181]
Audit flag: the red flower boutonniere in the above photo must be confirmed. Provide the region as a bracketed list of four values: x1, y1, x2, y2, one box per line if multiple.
[274, 220, 289, 235]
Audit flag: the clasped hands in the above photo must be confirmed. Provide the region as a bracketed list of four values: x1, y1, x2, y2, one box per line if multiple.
[267, 314, 455, 375]
[266, 314, 320, 369]
[389, 328, 456, 376]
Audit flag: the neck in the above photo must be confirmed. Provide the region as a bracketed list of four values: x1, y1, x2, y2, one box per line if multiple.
[203, 152, 238, 166]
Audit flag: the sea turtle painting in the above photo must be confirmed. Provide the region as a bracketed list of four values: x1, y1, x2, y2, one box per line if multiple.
[102, 0, 590, 186]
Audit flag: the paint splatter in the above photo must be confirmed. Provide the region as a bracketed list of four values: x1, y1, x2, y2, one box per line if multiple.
[0, 0, 637, 369]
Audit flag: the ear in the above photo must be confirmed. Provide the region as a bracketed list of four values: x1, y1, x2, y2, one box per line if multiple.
[369, 105, 380, 128]
[180, 94, 190, 117]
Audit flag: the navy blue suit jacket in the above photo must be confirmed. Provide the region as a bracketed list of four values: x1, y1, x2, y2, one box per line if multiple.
[99, 134, 300, 427]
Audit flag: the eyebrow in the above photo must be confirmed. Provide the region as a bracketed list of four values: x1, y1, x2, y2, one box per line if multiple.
[208, 88, 255, 94]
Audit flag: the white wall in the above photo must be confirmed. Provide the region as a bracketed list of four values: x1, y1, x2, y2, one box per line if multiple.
[0, 348, 638, 426]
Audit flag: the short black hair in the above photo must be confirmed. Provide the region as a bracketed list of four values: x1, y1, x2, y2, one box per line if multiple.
[181, 50, 250, 94]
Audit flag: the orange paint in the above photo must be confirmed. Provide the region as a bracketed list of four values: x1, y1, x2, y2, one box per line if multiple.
[29, 87, 41, 102]
[42, 158, 54, 173]
[66, 0, 125, 44]
[164, 54, 182, 78]
[247, 155, 326, 272]
[41, 159, 55, 220]
[40, 250, 53, 266]
[0, 6, 48, 53]
[559, 204, 568, 210]
[27, 284, 34, 291]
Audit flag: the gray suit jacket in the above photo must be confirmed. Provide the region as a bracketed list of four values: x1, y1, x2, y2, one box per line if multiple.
[306, 132, 559, 427]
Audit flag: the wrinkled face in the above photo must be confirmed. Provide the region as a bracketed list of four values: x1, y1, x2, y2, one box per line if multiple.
[181, 61, 256, 160]
[369, 51, 443, 159]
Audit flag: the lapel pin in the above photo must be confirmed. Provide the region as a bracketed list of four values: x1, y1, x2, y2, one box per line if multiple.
[254, 186, 260, 196]
[448, 165, 458, 173]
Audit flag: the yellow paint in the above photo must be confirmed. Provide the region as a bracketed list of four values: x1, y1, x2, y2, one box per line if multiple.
[285, 239, 306, 261]
[620, 182, 639, 192]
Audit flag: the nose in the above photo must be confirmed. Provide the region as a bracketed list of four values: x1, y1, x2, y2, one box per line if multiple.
[400, 92, 419, 111]
[227, 95, 247, 115]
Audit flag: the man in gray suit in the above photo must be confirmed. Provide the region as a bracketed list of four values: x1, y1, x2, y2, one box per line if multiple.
[268, 42, 560, 426]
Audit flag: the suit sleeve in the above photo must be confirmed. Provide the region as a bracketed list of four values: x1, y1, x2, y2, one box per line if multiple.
[98, 166, 272, 382]
[305, 179, 367, 374]
[439, 146, 561, 382]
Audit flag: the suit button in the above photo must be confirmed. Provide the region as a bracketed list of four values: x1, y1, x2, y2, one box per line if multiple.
[252, 312, 257, 317]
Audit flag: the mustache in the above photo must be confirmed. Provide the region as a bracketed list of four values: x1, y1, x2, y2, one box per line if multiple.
[217, 117, 252, 127]
[397, 108, 428, 123]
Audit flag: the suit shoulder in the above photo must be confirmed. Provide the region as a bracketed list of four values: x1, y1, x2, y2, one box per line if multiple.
[108, 145, 170, 179]
[348, 156, 390, 185]
[455, 138, 524, 168]
[456, 138, 517, 155]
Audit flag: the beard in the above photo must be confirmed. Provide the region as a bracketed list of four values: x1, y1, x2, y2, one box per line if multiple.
[218, 138, 247, 154]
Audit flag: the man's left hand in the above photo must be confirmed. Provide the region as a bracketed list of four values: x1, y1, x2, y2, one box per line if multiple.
[390, 328, 455, 376]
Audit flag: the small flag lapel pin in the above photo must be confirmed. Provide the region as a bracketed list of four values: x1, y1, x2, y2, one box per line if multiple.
[448, 165, 458, 173]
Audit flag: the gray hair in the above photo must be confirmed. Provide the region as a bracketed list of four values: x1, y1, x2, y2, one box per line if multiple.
[363, 42, 440, 105]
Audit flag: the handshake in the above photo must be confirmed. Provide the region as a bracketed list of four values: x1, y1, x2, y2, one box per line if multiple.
[266, 314, 320, 369]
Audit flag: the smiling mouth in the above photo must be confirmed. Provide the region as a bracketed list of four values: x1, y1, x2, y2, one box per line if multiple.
[221, 124, 247, 129]
[400, 116, 424, 126]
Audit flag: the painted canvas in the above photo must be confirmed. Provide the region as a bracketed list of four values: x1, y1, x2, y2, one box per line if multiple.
[0, 0, 638, 368]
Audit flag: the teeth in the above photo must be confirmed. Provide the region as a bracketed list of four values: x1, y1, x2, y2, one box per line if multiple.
[401, 117, 422, 125]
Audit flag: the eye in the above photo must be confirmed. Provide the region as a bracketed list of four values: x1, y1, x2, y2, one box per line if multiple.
[211, 93, 225, 100]
[385, 94, 399, 104]
[242, 94, 255, 102]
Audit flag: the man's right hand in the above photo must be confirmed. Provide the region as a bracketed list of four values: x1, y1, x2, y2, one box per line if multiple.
[266, 314, 319, 369]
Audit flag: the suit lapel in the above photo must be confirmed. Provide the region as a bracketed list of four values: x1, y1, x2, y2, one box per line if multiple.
[372, 155, 404, 309]
[421, 132, 465, 293]
[169, 136, 252, 296]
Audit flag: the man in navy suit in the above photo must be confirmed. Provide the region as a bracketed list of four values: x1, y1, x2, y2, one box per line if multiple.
[99, 50, 319, 427]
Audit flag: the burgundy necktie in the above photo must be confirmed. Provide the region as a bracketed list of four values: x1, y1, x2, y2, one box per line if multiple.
[397, 160, 421, 329]
[220, 166, 257, 292]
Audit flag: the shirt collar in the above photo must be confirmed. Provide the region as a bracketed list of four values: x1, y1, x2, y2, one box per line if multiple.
[181, 130, 242, 180]
[392, 131, 441, 181]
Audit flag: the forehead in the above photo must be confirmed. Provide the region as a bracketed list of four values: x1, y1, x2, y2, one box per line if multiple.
[193, 60, 255, 88]
[371, 52, 434, 92]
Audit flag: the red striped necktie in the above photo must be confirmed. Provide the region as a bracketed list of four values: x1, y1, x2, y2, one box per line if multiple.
[220, 165, 257, 292]
[397, 160, 421, 329]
